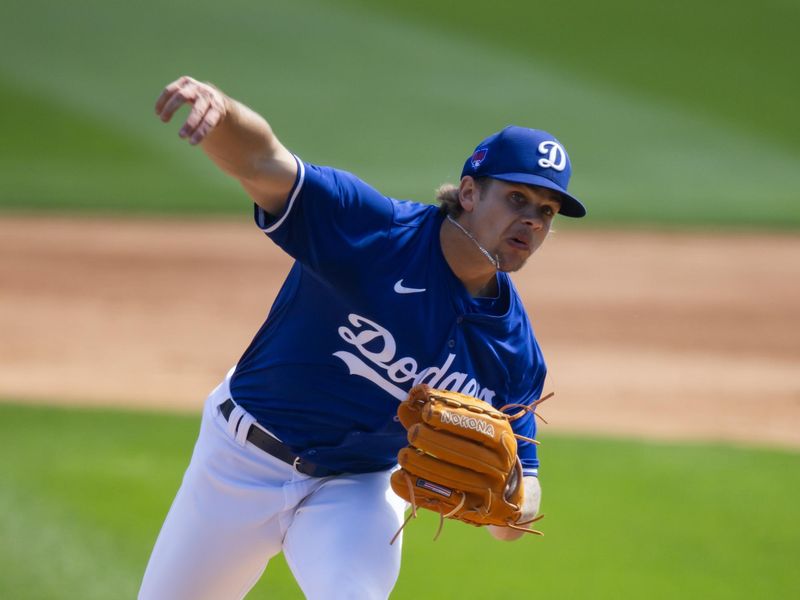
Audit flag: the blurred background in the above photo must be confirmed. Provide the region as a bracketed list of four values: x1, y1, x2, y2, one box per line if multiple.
[1, 0, 798, 598]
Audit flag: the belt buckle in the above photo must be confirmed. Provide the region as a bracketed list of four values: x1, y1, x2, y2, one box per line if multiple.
[292, 456, 303, 472]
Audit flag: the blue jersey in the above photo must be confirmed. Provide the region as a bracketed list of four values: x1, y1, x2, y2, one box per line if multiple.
[230, 157, 547, 475]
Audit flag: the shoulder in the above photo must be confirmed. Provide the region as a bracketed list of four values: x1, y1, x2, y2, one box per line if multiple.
[301, 161, 383, 202]
[300, 160, 440, 219]
[391, 199, 441, 228]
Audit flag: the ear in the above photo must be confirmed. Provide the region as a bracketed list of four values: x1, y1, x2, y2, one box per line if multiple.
[458, 176, 479, 213]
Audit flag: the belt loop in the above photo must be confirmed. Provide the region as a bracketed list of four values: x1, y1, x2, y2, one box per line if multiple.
[226, 405, 246, 440]
[235, 413, 256, 447]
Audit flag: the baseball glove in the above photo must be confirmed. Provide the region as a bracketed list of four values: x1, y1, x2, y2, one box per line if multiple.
[390, 384, 551, 543]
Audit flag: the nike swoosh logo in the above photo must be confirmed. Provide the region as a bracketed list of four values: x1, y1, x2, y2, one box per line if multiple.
[394, 279, 426, 294]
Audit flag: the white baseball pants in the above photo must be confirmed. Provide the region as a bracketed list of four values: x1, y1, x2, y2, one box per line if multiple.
[138, 374, 407, 600]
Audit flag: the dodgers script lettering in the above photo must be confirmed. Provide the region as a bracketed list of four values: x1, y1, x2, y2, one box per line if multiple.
[333, 313, 496, 402]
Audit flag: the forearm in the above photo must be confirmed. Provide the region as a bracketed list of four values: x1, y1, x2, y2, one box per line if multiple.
[156, 76, 297, 214]
[201, 97, 294, 192]
[488, 476, 541, 541]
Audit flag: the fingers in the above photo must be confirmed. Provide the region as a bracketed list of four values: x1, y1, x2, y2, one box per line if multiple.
[190, 106, 223, 145]
[158, 84, 199, 124]
[155, 75, 195, 119]
[155, 76, 227, 144]
[179, 94, 210, 139]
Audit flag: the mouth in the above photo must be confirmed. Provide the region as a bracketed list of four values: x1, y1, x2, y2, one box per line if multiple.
[507, 236, 531, 252]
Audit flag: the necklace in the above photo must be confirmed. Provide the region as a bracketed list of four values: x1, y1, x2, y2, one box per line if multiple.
[446, 215, 500, 270]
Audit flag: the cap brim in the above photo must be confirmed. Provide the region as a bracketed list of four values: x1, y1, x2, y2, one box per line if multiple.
[490, 172, 586, 218]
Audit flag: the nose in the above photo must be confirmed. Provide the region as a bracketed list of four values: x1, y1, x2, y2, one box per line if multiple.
[521, 205, 546, 229]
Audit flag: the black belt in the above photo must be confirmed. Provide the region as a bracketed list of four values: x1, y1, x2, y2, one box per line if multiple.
[219, 399, 341, 478]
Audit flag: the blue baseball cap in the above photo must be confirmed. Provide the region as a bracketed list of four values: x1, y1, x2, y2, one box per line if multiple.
[461, 126, 586, 218]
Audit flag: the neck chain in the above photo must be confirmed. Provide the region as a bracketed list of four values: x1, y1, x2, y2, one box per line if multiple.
[446, 215, 500, 270]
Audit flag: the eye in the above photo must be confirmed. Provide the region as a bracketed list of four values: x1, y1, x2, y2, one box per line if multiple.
[540, 204, 555, 217]
[508, 192, 527, 207]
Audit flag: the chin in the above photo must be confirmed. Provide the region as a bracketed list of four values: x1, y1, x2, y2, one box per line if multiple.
[498, 251, 531, 273]
[499, 259, 527, 273]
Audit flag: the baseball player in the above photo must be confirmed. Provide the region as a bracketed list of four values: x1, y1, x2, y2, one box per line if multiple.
[139, 75, 586, 600]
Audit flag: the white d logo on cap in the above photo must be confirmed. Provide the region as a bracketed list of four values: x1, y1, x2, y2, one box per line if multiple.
[537, 141, 567, 171]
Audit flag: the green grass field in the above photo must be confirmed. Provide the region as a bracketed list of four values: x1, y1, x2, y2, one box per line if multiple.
[1, 402, 798, 599]
[1, 1, 798, 597]
[1, 0, 798, 227]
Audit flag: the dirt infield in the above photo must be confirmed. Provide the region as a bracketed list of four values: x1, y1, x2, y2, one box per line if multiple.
[2, 216, 798, 448]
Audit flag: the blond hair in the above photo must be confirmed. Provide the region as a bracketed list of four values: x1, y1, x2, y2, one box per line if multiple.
[436, 177, 491, 217]
[436, 183, 462, 217]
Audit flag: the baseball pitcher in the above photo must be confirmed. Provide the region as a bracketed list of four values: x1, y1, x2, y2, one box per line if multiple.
[139, 75, 586, 600]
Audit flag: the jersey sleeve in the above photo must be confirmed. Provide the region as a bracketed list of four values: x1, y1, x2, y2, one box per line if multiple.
[508, 364, 547, 478]
[254, 156, 395, 289]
